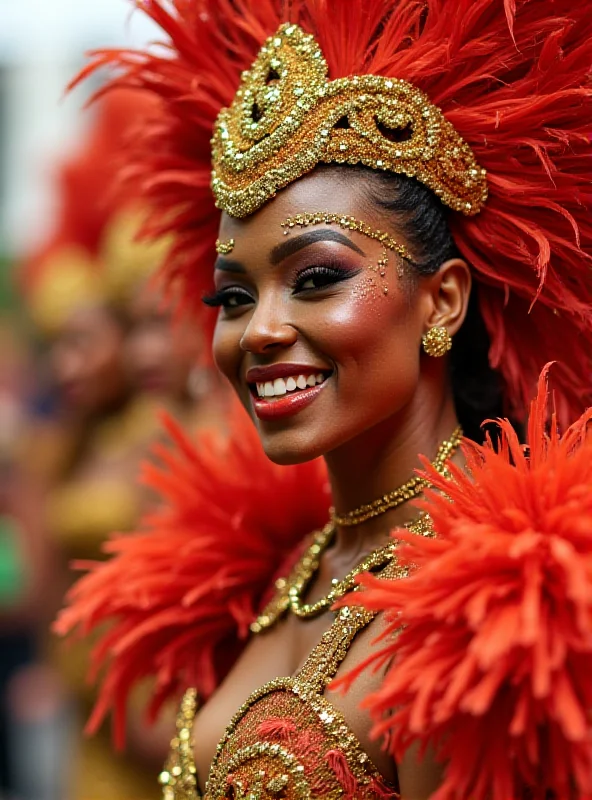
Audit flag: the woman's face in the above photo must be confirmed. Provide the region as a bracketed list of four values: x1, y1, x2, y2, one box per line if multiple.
[211, 169, 436, 465]
[50, 304, 128, 417]
[125, 281, 204, 400]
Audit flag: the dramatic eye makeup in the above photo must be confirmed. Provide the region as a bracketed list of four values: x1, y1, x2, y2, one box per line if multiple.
[291, 259, 362, 294]
[204, 210, 407, 308]
[281, 212, 409, 296]
[202, 285, 253, 309]
[203, 257, 360, 308]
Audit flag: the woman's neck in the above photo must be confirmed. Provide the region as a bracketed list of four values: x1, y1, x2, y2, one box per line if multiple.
[324, 381, 460, 556]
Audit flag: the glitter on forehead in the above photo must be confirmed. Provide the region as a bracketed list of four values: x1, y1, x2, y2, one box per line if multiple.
[211, 23, 488, 219]
[280, 212, 412, 262]
[215, 238, 235, 255]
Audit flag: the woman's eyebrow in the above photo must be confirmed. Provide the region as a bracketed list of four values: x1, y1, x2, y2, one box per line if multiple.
[269, 229, 366, 265]
[214, 257, 246, 273]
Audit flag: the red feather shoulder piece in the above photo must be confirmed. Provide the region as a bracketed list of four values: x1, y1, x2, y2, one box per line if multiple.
[55, 404, 330, 747]
[340, 366, 592, 800]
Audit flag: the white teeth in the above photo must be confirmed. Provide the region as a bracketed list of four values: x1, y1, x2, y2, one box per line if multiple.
[255, 372, 329, 398]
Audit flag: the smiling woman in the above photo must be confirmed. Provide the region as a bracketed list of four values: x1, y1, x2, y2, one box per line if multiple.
[55, 1, 592, 799]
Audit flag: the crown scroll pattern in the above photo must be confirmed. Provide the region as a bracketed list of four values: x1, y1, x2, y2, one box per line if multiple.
[211, 23, 487, 219]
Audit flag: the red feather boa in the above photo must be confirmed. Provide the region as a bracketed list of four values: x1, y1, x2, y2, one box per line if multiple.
[337, 367, 592, 799]
[55, 405, 330, 747]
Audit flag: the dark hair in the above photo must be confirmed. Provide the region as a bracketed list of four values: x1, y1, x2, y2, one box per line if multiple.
[347, 166, 505, 442]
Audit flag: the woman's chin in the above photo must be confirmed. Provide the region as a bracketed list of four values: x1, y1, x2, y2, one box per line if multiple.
[259, 430, 329, 466]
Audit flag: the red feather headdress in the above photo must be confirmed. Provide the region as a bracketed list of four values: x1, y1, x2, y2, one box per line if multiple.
[335, 366, 592, 799]
[19, 88, 161, 324]
[72, 0, 592, 421]
[55, 405, 330, 747]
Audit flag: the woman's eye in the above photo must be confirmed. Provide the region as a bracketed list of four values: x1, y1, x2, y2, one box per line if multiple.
[224, 293, 248, 308]
[294, 266, 354, 293]
[202, 287, 254, 309]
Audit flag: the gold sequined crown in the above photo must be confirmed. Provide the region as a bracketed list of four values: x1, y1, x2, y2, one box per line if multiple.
[28, 247, 105, 335]
[211, 23, 488, 219]
[101, 208, 171, 302]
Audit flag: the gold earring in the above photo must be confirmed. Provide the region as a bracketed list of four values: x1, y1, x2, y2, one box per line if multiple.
[422, 326, 452, 357]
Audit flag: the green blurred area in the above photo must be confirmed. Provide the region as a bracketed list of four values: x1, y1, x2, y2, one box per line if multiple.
[0, 252, 18, 314]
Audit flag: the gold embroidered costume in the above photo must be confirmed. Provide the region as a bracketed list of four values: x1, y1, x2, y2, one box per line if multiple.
[162, 517, 435, 799]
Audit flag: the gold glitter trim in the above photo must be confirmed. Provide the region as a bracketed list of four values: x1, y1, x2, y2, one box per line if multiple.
[159, 688, 201, 799]
[215, 238, 235, 255]
[211, 24, 487, 219]
[281, 212, 412, 263]
[287, 526, 393, 621]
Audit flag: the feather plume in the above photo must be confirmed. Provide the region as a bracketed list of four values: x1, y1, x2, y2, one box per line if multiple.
[69, 0, 592, 422]
[19, 88, 158, 295]
[54, 404, 330, 747]
[337, 365, 592, 799]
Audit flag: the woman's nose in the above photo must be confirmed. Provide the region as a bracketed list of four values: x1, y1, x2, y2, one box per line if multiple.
[239, 296, 298, 354]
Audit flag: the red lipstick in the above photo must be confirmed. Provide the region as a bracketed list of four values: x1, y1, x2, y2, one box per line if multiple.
[252, 381, 328, 421]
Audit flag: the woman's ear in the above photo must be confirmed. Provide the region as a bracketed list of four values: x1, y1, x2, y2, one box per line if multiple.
[422, 258, 472, 336]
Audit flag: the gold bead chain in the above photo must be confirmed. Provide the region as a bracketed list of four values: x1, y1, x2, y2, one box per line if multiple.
[252, 429, 461, 629]
[331, 425, 463, 527]
[287, 514, 435, 620]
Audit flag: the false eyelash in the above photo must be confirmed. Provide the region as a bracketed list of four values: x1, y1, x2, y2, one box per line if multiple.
[202, 289, 227, 307]
[201, 287, 254, 307]
[292, 263, 360, 292]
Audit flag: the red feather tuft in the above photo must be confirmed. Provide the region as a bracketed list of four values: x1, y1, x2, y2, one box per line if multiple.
[54, 403, 330, 748]
[337, 365, 592, 799]
[19, 87, 158, 295]
[69, 0, 592, 423]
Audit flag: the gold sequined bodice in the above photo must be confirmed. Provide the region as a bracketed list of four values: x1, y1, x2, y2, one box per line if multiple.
[162, 518, 433, 800]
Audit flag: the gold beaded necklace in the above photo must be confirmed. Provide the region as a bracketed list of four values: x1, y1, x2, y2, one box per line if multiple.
[330, 425, 463, 527]
[288, 522, 391, 619]
[287, 428, 463, 620]
[287, 516, 436, 620]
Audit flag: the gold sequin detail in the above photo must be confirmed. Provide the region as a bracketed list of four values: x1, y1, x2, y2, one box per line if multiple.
[287, 524, 393, 621]
[163, 518, 433, 799]
[211, 24, 487, 219]
[204, 518, 433, 799]
[160, 689, 200, 800]
[252, 513, 435, 634]
[215, 238, 235, 255]
[332, 425, 463, 527]
[280, 213, 411, 263]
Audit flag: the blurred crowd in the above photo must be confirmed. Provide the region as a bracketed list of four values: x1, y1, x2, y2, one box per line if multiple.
[0, 87, 229, 800]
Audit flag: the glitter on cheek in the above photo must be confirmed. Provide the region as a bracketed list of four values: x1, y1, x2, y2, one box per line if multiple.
[366, 249, 390, 297]
[351, 273, 380, 303]
[280, 213, 408, 309]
